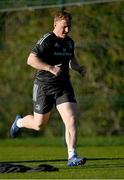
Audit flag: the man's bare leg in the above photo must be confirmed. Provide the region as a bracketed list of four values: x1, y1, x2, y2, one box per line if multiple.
[57, 102, 86, 166]
[21, 112, 50, 131]
[57, 102, 78, 157]
[10, 112, 50, 137]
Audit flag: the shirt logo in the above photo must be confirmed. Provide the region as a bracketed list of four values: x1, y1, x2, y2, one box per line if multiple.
[35, 104, 41, 111]
[54, 42, 60, 47]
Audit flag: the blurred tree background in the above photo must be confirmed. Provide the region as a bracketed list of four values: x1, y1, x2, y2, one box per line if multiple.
[0, 0, 124, 138]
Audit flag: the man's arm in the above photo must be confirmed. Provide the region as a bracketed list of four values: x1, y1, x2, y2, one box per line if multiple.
[27, 53, 61, 76]
[69, 56, 86, 76]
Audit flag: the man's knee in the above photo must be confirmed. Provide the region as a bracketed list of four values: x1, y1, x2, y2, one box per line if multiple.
[65, 116, 76, 128]
[33, 113, 50, 131]
[33, 119, 46, 131]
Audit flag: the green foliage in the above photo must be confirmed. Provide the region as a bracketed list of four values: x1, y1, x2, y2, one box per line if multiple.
[0, 1, 124, 137]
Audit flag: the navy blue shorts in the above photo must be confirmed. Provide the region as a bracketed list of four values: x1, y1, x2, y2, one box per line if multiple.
[33, 81, 77, 114]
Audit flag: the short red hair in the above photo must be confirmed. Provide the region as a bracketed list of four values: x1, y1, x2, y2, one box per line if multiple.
[54, 11, 72, 23]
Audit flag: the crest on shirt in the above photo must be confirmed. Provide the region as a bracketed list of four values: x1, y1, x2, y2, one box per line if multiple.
[67, 41, 73, 49]
[63, 48, 66, 52]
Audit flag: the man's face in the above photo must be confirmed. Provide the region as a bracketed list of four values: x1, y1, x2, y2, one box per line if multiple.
[54, 19, 71, 38]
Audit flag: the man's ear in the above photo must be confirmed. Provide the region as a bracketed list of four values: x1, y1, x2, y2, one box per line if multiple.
[54, 22, 56, 28]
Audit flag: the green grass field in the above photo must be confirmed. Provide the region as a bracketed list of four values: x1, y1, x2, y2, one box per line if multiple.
[0, 136, 124, 179]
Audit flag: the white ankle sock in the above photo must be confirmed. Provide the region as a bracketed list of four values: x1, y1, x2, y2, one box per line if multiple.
[68, 148, 77, 159]
[16, 118, 23, 128]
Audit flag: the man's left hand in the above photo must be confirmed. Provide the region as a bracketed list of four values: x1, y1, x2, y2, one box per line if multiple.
[79, 66, 86, 77]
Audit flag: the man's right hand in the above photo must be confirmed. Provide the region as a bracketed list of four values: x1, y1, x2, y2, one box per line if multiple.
[48, 65, 62, 76]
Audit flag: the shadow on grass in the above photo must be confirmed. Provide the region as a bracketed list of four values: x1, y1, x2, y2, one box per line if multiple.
[0, 159, 66, 164]
[0, 157, 124, 164]
[88, 157, 124, 161]
[88, 157, 124, 169]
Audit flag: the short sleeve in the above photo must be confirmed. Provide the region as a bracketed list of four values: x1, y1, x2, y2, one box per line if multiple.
[31, 33, 51, 59]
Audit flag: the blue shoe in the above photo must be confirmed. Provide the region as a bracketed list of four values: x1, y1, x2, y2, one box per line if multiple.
[67, 155, 86, 166]
[10, 115, 21, 138]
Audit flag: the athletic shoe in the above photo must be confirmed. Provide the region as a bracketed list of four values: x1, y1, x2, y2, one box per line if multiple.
[10, 115, 21, 138]
[67, 155, 86, 166]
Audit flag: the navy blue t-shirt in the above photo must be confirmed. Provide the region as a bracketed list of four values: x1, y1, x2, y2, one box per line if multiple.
[32, 32, 75, 94]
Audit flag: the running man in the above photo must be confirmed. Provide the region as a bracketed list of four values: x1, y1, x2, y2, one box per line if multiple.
[10, 10, 86, 166]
